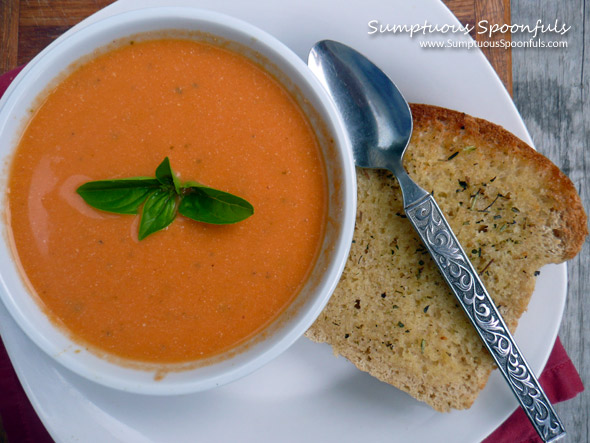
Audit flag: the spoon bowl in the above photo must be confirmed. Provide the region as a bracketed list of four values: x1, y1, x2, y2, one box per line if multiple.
[308, 40, 412, 171]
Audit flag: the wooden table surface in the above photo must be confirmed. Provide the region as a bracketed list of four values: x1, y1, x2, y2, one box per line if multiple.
[511, 1, 589, 442]
[1, 1, 587, 442]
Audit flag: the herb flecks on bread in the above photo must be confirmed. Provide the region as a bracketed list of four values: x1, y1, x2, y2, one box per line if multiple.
[305, 104, 587, 412]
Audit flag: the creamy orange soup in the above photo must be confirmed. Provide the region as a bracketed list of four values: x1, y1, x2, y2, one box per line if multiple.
[8, 39, 327, 364]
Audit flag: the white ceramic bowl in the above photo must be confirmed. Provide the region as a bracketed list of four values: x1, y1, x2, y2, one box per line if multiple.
[0, 7, 355, 394]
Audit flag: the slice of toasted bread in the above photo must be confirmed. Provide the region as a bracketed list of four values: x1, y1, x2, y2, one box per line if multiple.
[305, 104, 587, 412]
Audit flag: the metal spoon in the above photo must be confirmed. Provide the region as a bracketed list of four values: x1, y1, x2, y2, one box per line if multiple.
[308, 40, 565, 443]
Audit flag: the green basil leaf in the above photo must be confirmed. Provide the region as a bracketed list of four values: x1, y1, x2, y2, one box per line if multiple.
[178, 185, 254, 224]
[155, 157, 181, 194]
[138, 188, 178, 240]
[76, 178, 160, 214]
[77, 158, 254, 240]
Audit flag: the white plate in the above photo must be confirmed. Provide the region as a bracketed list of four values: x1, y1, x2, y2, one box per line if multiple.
[0, 0, 566, 442]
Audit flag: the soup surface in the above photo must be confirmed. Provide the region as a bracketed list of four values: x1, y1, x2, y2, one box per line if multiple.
[8, 39, 327, 363]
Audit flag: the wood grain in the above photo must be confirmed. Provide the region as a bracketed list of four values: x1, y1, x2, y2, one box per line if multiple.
[19, 0, 115, 26]
[444, 0, 476, 30]
[444, 0, 512, 93]
[475, 0, 512, 93]
[511, 1, 589, 442]
[1, 0, 116, 70]
[0, 0, 20, 73]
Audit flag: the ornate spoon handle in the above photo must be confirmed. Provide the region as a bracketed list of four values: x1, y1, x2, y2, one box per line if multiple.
[404, 193, 565, 443]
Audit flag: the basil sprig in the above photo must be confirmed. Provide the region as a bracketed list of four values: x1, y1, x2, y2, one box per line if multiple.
[77, 158, 254, 240]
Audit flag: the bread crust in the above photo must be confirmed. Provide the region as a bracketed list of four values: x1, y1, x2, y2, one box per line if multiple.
[409, 103, 587, 259]
[306, 104, 587, 412]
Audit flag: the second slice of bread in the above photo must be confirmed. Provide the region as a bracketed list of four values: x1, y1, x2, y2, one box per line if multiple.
[306, 104, 587, 412]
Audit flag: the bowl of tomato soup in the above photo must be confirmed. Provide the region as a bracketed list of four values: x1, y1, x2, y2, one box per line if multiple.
[0, 7, 355, 393]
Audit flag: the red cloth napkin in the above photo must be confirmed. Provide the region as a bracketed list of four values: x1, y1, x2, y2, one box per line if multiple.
[0, 67, 584, 443]
[482, 336, 584, 443]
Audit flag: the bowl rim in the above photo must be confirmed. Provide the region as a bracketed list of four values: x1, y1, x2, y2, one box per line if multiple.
[0, 6, 357, 394]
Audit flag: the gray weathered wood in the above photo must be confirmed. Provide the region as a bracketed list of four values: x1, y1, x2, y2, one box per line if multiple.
[512, 1, 589, 442]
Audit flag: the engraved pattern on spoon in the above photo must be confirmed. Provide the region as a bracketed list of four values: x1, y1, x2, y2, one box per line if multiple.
[405, 196, 564, 441]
